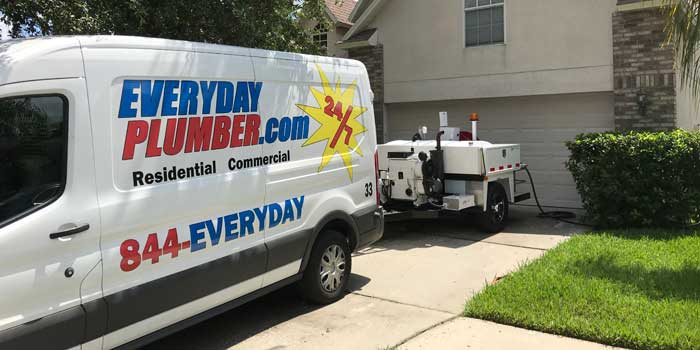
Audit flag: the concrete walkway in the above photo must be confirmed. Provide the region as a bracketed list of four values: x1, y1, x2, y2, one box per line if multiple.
[146, 206, 620, 350]
[399, 318, 621, 350]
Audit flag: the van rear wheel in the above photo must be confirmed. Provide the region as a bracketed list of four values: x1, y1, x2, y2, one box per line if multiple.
[298, 230, 351, 304]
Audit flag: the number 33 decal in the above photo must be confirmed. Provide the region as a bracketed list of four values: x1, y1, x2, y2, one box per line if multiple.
[364, 182, 373, 197]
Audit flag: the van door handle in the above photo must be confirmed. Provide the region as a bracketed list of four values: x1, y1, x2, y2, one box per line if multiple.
[50, 224, 90, 239]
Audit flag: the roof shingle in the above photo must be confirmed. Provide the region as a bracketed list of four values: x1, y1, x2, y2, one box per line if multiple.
[325, 0, 358, 26]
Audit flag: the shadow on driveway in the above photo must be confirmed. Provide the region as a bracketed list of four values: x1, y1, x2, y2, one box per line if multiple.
[143, 274, 371, 350]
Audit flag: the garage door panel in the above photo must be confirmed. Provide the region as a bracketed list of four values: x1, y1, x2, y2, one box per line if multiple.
[517, 143, 569, 157]
[521, 156, 569, 171]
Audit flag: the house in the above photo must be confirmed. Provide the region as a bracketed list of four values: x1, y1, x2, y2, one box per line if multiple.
[312, 0, 359, 57]
[338, 0, 699, 209]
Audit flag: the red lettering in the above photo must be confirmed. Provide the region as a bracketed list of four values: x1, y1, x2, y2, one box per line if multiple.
[211, 116, 231, 150]
[123, 113, 263, 158]
[333, 100, 344, 120]
[145, 119, 162, 157]
[119, 239, 141, 272]
[122, 120, 149, 160]
[185, 116, 213, 153]
[324, 96, 334, 116]
[230, 115, 245, 148]
[331, 105, 353, 148]
[163, 118, 187, 156]
[243, 114, 260, 146]
[163, 228, 181, 258]
[142, 233, 163, 264]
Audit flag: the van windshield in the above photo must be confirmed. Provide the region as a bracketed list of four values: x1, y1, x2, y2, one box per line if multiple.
[0, 96, 66, 225]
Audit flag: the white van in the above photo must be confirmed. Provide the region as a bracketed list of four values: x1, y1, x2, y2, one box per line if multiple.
[0, 36, 383, 350]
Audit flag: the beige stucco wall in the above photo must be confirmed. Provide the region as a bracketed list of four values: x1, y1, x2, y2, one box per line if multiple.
[327, 26, 350, 58]
[676, 72, 700, 130]
[368, 0, 618, 103]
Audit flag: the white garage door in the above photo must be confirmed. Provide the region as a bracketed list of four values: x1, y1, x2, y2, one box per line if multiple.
[385, 92, 615, 208]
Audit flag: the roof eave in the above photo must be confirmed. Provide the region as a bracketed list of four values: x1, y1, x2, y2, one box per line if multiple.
[343, 0, 385, 41]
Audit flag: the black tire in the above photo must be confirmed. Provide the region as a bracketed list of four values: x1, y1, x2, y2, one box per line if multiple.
[479, 182, 509, 233]
[297, 230, 352, 304]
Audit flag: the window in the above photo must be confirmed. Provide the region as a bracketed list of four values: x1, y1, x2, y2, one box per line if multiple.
[312, 23, 328, 50]
[0, 95, 67, 224]
[465, 0, 504, 47]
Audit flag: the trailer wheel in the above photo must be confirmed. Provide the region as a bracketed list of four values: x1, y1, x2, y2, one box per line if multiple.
[479, 182, 509, 233]
[297, 230, 351, 304]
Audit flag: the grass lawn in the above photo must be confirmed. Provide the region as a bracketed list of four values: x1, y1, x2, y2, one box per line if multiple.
[464, 230, 700, 350]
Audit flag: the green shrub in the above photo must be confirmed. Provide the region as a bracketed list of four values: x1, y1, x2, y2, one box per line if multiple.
[566, 130, 700, 228]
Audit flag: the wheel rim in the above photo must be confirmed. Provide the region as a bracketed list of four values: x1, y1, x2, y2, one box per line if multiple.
[319, 244, 346, 293]
[491, 196, 506, 223]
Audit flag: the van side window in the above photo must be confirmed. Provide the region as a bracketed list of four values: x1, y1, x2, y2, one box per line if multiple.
[0, 95, 67, 225]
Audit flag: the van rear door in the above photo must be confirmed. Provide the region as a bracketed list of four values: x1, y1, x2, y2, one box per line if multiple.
[0, 78, 102, 350]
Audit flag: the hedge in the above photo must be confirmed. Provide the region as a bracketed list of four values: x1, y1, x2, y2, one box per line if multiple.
[566, 130, 700, 228]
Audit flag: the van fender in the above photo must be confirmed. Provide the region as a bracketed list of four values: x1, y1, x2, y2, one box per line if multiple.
[299, 210, 359, 272]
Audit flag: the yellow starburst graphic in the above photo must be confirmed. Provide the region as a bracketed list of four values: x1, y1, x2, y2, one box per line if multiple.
[296, 64, 368, 180]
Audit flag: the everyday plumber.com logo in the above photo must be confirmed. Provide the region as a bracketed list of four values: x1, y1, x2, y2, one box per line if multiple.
[116, 65, 367, 183]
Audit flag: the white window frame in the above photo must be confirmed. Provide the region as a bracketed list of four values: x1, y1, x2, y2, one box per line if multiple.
[463, 0, 506, 48]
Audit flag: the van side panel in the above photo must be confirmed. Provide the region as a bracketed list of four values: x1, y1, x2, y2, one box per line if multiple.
[81, 46, 271, 347]
[251, 53, 378, 287]
[81, 39, 379, 348]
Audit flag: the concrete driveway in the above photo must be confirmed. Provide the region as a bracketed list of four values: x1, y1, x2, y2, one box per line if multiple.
[145, 206, 597, 350]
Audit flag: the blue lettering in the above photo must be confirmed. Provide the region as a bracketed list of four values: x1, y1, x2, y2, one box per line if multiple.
[292, 116, 310, 140]
[268, 203, 283, 228]
[292, 196, 305, 219]
[187, 196, 305, 254]
[200, 81, 217, 114]
[118, 80, 139, 118]
[189, 222, 207, 252]
[161, 80, 179, 116]
[216, 81, 234, 114]
[239, 210, 255, 237]
[233, 81, 250, 113]
[248, 82, 263, 112]
[140, 80, 164, 117]
[278, 117, 291, 142]
[179, 80, 199, 115]
[224, 213, 239, 241]
[282, 199, 295, 224]
[205, 217, 224, 246]
[253, 207, 268, 231]
[265, 118, 279, 144]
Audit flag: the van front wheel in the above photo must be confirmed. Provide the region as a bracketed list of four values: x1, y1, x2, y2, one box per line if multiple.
[298, 230, 351, 304]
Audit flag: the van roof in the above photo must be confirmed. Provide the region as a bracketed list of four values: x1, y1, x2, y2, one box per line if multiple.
[0, 35, 363, 87]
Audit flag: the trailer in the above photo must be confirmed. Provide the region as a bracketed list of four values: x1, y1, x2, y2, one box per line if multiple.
[377, 113, 530, 233]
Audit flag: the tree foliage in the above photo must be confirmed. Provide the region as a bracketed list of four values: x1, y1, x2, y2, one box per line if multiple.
[663, 0, 700, 98]
[0, 0, 329, 54]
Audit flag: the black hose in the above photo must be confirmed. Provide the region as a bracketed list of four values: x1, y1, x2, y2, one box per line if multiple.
[522, 165, 593, 227]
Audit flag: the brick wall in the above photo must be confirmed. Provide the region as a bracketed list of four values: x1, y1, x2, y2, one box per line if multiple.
[613, 5, 676, 131]
[348, 45, 385, 143]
